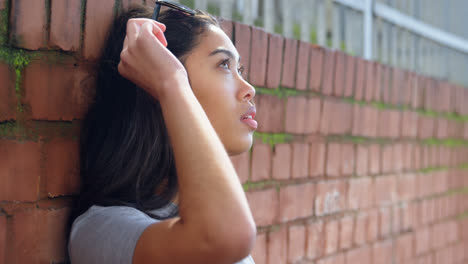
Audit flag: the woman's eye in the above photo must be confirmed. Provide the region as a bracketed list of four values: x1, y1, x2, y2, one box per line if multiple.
[238, 66, 245, 76]
[220, 59, 230, 70]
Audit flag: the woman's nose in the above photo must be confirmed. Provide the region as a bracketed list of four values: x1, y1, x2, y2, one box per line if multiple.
[239, 79, 256, 102]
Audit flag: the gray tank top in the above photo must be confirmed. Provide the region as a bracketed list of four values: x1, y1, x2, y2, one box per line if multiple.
[68, 203, 256, 264]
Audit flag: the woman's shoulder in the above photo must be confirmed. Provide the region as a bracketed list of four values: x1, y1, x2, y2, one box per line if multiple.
[68, 204, 176, 264]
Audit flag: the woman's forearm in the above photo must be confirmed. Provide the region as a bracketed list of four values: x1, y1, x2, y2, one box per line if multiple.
[158, 79, 256, 246]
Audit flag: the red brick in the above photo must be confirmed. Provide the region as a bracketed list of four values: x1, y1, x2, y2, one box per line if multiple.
[317, 253, 345, 264]
[393, 143, 403, 172]
[295, 41, 311, 91]
[255, 94, 285, 133]
[339, 216, 354, 250]
[344, 54, 356, 97]
[392, 205, 402, 234]
[272, 143, 291, 180]
[44, 139, 80, 197]
[322, 49, 335, 95]
[219, 19, 233, 40]
[402, 71, 412, 106]
[319, 99, 331, 135]
[315, 180, 346, 216]
[326, 143, 340, 178]
[23, 60, 94, 120]
[382, 65, 392, 104]
[352, 106, 364, 136]
[364, 60, 375, 102]
[424, 79, 436, 111]
[375, 175, 397, 206]
[268, 226, 287, 264]
[0, 140, 40, 201]
[415, 254, 433, 264]
[230, 151, 250, 183]
[402, 111, 419, 138]
[251, 142, 272, 181]
[324, 220, 339, 256]
[307, 220, 324, 259]
[341, 143, 355, 176]
[415, 227, 430, 256]
[381, 145, 393, 173]
[354, 58, 366, 101]
[10, 0, 47, 49]
[367, 209, 379, 242]
[291, 143, 309, 178]
[308, 46, 324, 92]
[304, 97, 321, 134]
[391, 68, 404, 105]
[348, 177, 373, 210]
[329, 102, 352, 135]
[374, 63, 383, 102]
[50, 0, 81, 51]
[0, 63, 16, 121]
[279, 183, 314, 222]
[122, 0, 145, 10]
[285, 96, 307, 134]
[249, 26, 268, 87]
[5, 207, 70, 264]
[333, 51, 346, 96]
[309, 141, 326, 178]
[251, 232, 267, 264]
[246, 189, 278, 226]
[363, 106, 378, 137]
[288, 225, 306, 263]
[346, 246, 371, 264]
[396, 233, 414, 263]
[401, 202, 417, 231]
[280, 38, 298, 88]
[83, 0, 115, 59]
[368, 144, 380, 175]
[379, 207, 392, 238]
[354, 212, 367, 246]
[398, 173, 417, 201]
[0, 214, 6, 262]
[265, 33, 284, 89]
[356, 145, 368, 176]
[373, 240, 393, 264]
[436, 118, 448, 139]
[234, 23, 252, 81]
[409, 73, 422, 109]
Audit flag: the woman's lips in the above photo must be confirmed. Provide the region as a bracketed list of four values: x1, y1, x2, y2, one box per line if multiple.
[241, 118, 258, 129]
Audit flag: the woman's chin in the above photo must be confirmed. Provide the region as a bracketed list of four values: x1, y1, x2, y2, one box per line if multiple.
[227, 135, 253, 156]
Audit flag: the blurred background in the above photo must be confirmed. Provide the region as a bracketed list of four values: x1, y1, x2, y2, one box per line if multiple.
[172, 0, 468, 87]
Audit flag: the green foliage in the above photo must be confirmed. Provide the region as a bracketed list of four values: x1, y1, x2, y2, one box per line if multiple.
[253, 132, 293, 149]
[293, 23, 301, 40]
[207, 3, 220, 16]
[310, 29, 317, 44]
[255, 86, 309, 99]
[232, 10, 243, 22]
[180, 0, 195, 9]
[253, 18, 264, 28]
[274, 23, 282, 35]
[242, 180, 279, 192]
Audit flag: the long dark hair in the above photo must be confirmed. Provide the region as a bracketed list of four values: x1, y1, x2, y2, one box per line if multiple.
[69, 4, 221, 227]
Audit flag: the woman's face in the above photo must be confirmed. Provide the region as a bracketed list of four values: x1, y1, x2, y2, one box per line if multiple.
[183, 24, 257, 156]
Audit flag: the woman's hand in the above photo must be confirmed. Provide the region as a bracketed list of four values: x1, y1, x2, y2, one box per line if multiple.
[118, 18, 189, 101]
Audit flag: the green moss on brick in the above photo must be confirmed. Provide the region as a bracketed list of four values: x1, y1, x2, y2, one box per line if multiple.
[253, 132, 293, 149]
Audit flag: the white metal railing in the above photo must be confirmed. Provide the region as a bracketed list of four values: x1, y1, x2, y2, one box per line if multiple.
[177, 0, 468, 87]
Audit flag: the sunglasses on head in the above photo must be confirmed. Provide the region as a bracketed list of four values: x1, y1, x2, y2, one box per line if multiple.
[152, 0, 196, 21]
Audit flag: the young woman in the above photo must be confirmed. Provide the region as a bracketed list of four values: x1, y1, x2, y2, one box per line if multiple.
[68, 2, 257, 264]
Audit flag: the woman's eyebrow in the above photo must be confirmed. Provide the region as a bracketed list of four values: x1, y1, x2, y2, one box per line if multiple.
[209, 48, 241, 63]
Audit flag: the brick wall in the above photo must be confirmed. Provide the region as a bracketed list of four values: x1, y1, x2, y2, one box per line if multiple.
[1, 0, 468, 263]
